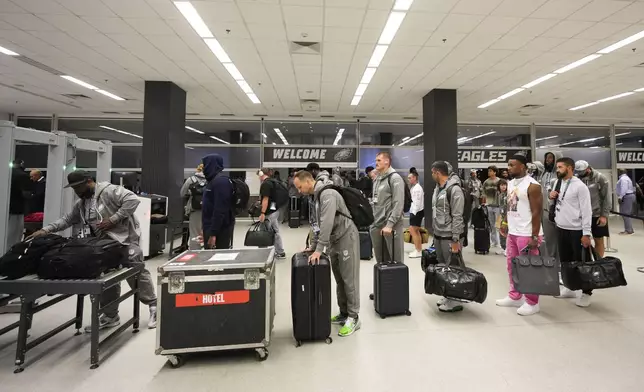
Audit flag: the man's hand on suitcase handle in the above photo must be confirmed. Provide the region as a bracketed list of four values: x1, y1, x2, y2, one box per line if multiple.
[308, 251, 321, 265]
[381, 227, 393, 236]
[450, 241, 461, 254]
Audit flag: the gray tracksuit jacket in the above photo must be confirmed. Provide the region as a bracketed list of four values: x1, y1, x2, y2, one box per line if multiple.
[432, 173, 465, 241]
[309, 176, 356, 254]
[579, 169, 611, 218]
[43, 182, 141, 247]
[371, 167, 405, 229]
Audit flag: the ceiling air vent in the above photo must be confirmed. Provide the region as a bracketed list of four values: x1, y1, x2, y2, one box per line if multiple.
[353, 115, 367, 119]
[186, 112, 200, 116]
[403, 116, 418, 120]
[519, 104, 544, 110]
[301, 100, 320, 112]
[619, 121, 633, 124]
[288, 114, 304, 118]
[254, 114, 267, 117]
[15, 56, 63, 75]
[320, 115, 335, 118]
[290, 41, 321, 55]
[636, 62, 644, 67]
[578, 120, 591, 123]
[62, 93, 92, 100]
[220, 113, 235, 116]
[520, 114, 530, 116]
[552, 120, 566, 122]
[102, 111, 120, 114]
[128, 111, 144, 115]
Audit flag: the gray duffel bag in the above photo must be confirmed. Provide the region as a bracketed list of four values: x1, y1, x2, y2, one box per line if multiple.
[511, 248, 560, 296]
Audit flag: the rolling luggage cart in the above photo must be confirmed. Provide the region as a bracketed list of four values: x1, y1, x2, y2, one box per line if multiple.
[156, 248, 276, 368]
[0, 266, 142, 373]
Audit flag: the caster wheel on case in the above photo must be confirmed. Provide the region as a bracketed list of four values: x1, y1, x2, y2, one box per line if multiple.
[369, 293, 374, 300]
[325, 337, 333, 344]
[167, 355, 185, 368]
[256, 348, 269, 361]
[295, 340, 302, 347]
[380, 314, 386, 319]
[405, 310, 412, 316]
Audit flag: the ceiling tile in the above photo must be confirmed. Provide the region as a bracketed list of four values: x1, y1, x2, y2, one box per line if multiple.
[283, 6, 323, 26]
[247, 23, 286, 40]
[323, 27, 360, 44]
[567, 0, 631, 22]
[3, 1, 26, 13]
[102, 0, 158, 18]
[325, 0, 369, 8]
[281, 0, 324, 6]
[17, 0, 71, 14]
[412, 0, 459, 13]
[530, 0, 591, 19]
[195, 1, 244, 23]
[575, 22, 632, 40]
[490, 34, 533, 50]
[362, 9, 389, 29]
[492, 0, 547, 17]
[56, 0, 116, 17]
[507, 18, 559, 38]
[237, 3, 283, 24]
[472, 16, 523, 35]
[0, 13, 57, 31]
[452, 0, 504, 15]
[541, 20, 596, 38]
[325, 7, 366, 27]
[550, 38, 600, 53]
[358, 28, 383, 44]
[82, 17, 138, 35]
[436, 14, 485, 34]
[605, 2, 644, 23]
[125, 18, 175, 35]
[392, 26, 434, 46]
[46, 15, 100, 35]
[521, 36, 568, 52]
[402, 12, 446, 32]
[286, 25, 323, 42]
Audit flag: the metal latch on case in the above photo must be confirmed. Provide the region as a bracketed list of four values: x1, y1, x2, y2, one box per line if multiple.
[168, 272, 185, 294]
[244, 269, 260, 290]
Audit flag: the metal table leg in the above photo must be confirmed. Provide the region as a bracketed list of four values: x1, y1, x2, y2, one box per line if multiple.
[133, 274, 140, 333]
[14, 297, 34, 374]
[74, 295, 84, 336]
[89, 294, 100, 370]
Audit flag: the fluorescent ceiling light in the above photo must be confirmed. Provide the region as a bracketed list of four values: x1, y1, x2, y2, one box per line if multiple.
[272, 142, 276, 145]
[174, 1, 213, 38]
[536, 135, 558, 141]
[355, 83, 368, 96]
[95, 89, 124, 101]
[597, 29, 644, 54]
[0, 45, 19, 56]
[360, 68, 377, 84]
[616, 143, 623, 146]
[554, 54, 602, 74]
[262, 133, 267, 138]
[485, 145, 494, 148]
[478, 99, 500, 109]
[378, 12, 406, 45]
[579, 136, 604, 143]
[223, 63, 244, 81]
[185, 146, 194, 150]
[204, 38, 231, 63]
[333, 128, 345, 146]
[236, 80, 253, 94]
[457, 136, 468, 141]
[615, 132, 631, 137]
[61, 75, 98, 90]
[402, 136, 410, 141]
[351, 96, 362, 106]
[99, 125, 142, 139]
[522, 74, 557, 89]
[393, 0, 414, 11]
[399, 133, 422, 146]
[634, 87, 644, 92]
[368, 45, 389, 67]
[185, 126, 204, 134]
[209, 135, 230, 145]
[569, 102, 599, 111]
[498, 88, 524, 100]
[247, 93, 261, 104]
[458, 131, 496, 144]
[273, 128, 288, 145]
[597, 91, 635, 102]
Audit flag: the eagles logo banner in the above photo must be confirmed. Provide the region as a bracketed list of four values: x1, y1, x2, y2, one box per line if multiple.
[263, 146, 358, 168]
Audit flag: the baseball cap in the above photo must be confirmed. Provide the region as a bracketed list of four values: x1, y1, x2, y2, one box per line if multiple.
[574, 160, 589, 173]
[65, 170, 92, 188]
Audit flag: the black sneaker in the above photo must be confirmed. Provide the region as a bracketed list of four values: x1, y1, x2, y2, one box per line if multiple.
[276, 252, 286, 259]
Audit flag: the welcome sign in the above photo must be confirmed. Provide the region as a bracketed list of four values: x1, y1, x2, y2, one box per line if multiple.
[263, 146, 358, 168]
[617, 150, 644, 164]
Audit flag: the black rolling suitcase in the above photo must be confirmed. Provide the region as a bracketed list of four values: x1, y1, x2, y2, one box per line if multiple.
[291, 252, 333, 346]
[472, 206, 490, 254]
[359, 229, 372, 260]
[289, 196, 300, 228]
[371, 234, 411, 318]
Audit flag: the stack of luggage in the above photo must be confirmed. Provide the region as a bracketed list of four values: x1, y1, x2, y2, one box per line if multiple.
[471, 206, 490, 254]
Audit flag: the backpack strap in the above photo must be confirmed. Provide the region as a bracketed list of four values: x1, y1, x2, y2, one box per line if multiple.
[316, 185, 352, 220]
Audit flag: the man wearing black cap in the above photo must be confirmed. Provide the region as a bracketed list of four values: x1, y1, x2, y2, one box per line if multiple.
[29, 170, 158, 330]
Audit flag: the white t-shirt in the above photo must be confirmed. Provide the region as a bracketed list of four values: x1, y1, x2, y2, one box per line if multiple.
[410, 183, 424, 215]
[507, 176, 544, 237]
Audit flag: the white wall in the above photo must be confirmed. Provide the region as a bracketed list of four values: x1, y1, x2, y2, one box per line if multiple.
[0, 112, 11, 121]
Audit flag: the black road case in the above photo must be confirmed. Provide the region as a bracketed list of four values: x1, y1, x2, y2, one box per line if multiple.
[156, 248, 276, 367]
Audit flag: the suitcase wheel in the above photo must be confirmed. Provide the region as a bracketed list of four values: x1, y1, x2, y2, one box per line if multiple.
[326, 337, 333, 344]
[167, 355, 185, 369]
[295, 340, 302, 348]
[380, 314, 386, 319]
[255, 348, 269, 361]
[405, 310, 412, 316]
[369, 293, 374, 300]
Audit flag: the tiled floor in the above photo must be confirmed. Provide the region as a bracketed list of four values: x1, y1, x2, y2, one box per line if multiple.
[1, 217, 643, 392]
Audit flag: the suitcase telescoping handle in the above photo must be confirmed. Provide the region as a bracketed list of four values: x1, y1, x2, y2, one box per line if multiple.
[381, 230, 396, 264]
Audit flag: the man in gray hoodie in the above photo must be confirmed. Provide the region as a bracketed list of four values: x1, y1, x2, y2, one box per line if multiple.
[430, 161, 466, 312]
[29, 170, 157, 330]
[296, 170, 361, 337]
[370, 152, 406, 264]
[180, 164, 207, 249]
[540, 151, 563, 260]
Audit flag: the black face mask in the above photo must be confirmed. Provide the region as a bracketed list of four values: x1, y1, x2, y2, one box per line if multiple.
[76, 187, 95, 199]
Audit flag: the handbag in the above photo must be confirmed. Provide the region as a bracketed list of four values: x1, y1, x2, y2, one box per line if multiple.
[424, 252, 487, 304]
[244, 221, 275, 247]
[404, 228, 430, 244]
[421, 242, 437, 272]
[561, 246, 627, 291]
[511, 247, 560, 296]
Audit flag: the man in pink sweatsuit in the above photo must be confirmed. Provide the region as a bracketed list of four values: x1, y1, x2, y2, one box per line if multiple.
[496, 153, 544, 316]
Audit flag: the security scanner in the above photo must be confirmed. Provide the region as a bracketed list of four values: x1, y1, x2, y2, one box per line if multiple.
[134, 194, 168, 258]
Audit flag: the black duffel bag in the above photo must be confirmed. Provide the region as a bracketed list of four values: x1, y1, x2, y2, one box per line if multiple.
[38, 237, 127, 279]
[421, 243, 438, 272]
[561, 246, 627, 291]
[511, 247, 560, 296]
[424, 252, 487, 304]
[0, 234, 68, 279]
[244, 221, 275, 247]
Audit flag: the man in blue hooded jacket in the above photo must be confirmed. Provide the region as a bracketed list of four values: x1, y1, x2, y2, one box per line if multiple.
[201, 154, 235, 249]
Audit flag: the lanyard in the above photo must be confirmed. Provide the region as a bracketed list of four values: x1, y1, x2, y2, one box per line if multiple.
[559, 179, 572, 203]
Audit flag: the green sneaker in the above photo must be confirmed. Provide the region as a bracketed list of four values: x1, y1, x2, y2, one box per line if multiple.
[338, 317, 361, 337]
[331, 313, 348, 325]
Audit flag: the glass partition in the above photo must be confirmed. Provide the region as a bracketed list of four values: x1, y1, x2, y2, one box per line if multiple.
[185, 146, 260, 169]
[535, 125, 610, 148]
[359, 123, 422, 146]
[58, 118, 143, 142]
[614, 127, 644, 148]
[185, 120, 261, 144]
[458, 124, 530, 147]
[17, 117, 52, 132]
[264, 121, 357, 146]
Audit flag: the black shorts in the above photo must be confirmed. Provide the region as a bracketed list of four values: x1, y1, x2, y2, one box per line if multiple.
[410, 210, 424, 227]
[591, 216, 610, 238]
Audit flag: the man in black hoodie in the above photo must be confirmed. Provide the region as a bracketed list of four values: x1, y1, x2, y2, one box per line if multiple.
[201, 154, 235, 249]
[540, 151, 563, 260]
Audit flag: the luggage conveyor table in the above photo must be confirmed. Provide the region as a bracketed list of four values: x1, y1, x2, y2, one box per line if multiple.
[0, 265, 143, 373]
[0, 293, 21, 336]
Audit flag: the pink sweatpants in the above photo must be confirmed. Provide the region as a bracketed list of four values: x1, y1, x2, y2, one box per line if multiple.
[506, 234, 542, 306]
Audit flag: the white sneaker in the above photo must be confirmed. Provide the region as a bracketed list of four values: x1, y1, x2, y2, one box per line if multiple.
[517, 302, 540, 316]
[556, 286, 577, 299]
[496, 296, 524, 307]
[576, 294, 591, 308]
[436, 297, 448, 307]
[495, 249, 505, 255]
[148, 306, 157, 329]
[438, 299, 464, 312]
[408, 250, 422, 259]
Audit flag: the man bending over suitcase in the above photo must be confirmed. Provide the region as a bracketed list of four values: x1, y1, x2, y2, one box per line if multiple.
[28, 170, 158, 330]
[295, 170, 361, 337]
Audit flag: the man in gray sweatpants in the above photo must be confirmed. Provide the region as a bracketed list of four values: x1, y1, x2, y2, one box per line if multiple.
[295, 170, 361, 337]
[370, 151, 406, 264]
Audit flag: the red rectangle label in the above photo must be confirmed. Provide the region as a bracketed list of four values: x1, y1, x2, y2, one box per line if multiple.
[177, 253, 196, 262]
[175, 290, 250, 307]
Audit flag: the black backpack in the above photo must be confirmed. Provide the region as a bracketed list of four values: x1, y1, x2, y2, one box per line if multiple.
[230, 178, 250, 214]
[188, 176, 207, 210]
[387, 172, 412, 213]
[0, 234, 68, 279]
[269, 179, 289, 208]
[38, 237, 127, 279]
[318, 185, 374, 228]
[446, 182, 473, 228]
